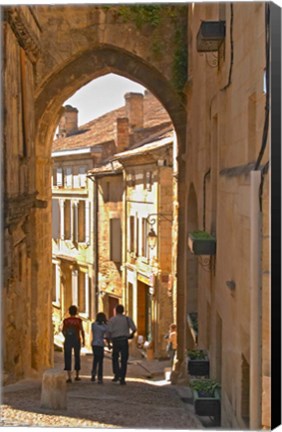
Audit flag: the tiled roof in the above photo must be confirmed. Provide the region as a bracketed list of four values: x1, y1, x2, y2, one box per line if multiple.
[52, 92, 172, 152]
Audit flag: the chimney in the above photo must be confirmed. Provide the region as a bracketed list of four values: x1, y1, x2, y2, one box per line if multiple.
[58, 105, 78, 137]
[116, 117, 129, 153]
[125, 92, 144, 130]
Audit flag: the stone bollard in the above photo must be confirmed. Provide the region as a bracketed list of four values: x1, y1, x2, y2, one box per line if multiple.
[40, 368, 67, 410]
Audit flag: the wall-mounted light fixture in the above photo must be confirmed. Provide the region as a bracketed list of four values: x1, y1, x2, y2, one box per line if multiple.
[197, 21, 225, 52]
[146, 213, 173, 250]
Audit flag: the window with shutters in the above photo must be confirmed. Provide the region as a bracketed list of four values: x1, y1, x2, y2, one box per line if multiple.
[78, 270, 89, 316]
[110, 218, 122, 263]
[72, 201, 90, 244]
[79, 167, 87, 188]
[57, 167, 63, 187]
[64, 167, 72, 188]
[146, 171, 152, 191]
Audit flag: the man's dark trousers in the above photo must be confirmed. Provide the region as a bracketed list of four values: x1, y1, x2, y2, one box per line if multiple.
[112, 337, 129, 381]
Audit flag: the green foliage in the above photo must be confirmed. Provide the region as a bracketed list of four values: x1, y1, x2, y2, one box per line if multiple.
[117, 5, 188, 93]
[172, 26, 188, 93]
[190, 231, 215, 240]
[190, 379, 220, 397]
[118, 5, 163, 29]
[188, 349, 207, 360]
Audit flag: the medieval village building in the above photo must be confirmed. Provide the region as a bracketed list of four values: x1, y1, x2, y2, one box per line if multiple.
[52, 91, 174, 353]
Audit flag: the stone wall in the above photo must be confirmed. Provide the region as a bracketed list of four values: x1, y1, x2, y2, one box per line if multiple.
[185, 2, 270, 428]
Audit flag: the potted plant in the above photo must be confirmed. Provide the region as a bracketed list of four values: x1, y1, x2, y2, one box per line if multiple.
[187, 349, 210, 377]
[188, 231, 216, 255]
[190, 378, 221, 426]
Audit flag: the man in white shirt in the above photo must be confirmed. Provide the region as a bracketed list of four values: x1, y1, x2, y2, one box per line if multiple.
[107, 304, 137, 385]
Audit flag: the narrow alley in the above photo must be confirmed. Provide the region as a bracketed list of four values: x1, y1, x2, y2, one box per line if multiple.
[1, 351, 203, 429]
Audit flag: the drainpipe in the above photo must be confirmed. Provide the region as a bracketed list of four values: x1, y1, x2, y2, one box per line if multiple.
[88, 174, 99, 317]
[249, 170, 262, 429]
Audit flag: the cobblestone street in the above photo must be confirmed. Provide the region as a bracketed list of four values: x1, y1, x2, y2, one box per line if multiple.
[1, 351, 203, 429]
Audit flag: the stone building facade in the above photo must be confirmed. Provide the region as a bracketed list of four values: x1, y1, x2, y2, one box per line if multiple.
[181, 3, 271, 429]
[112, 129, 176, 359]
[2, 4, 275, 429]
[88, 91, 175, 358]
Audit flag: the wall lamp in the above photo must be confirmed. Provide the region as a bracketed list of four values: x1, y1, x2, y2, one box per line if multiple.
[146, 213, 173, 250]
[197, 21, 225, 52]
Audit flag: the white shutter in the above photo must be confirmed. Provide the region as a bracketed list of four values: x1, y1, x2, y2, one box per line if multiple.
[57, 168, 63, 187]
[85, 201, 90, 244]
[79, 167, 86, 188]
[73, 174, 80, 188]
[59, 199, 64, 240]
[85, 274, 89, 316]
[65, 167, 72, 188]
[72, 270, 78, 306]
[55, 264, 61, 304]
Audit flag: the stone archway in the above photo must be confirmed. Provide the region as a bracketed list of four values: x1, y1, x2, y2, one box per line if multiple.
[3, 5, 187, 383]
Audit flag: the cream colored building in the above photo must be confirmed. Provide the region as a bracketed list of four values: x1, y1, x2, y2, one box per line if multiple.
[112, 128, 177, 358]
[180, 3, 271, 429]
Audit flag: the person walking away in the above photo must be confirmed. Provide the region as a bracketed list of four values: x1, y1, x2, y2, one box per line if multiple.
[107, 304, 136, 385]
[62, 305, 85, 383]
[167, 323, 177, 368]
[91, 312, 109, 384]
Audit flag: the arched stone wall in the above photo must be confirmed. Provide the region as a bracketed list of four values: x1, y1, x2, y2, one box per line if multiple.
[3, 4, 188, 383]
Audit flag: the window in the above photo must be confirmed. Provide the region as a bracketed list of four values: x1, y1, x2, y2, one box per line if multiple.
[142, 218, 148, 258]
[72, 200, 90, 244]
[79, 167, 87, 188]
[52, 262, 61, 305]
[110, 218, 122, 263]
[72, 269, 89, 316]
[64, 167, 72, 188]
[128, 172, 135, 187]
[144, 171, 152, 191]
[57, 168, 63, 187]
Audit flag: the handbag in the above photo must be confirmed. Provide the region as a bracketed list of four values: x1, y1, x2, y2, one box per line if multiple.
[166, 342, 173, 352]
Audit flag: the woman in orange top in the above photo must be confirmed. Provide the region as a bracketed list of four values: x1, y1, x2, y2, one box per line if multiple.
[62, 305, 85, 383]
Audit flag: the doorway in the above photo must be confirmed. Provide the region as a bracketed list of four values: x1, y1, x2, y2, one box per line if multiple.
[137, 280, 152, 342]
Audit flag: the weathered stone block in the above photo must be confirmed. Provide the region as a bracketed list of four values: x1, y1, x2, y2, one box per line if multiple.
[40, 368, 67, 410]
